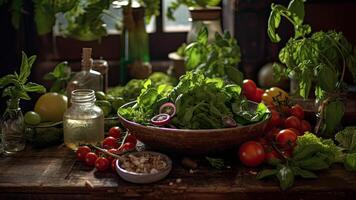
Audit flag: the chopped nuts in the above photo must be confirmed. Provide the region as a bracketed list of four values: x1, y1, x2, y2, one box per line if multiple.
[119, 152, 168, 174]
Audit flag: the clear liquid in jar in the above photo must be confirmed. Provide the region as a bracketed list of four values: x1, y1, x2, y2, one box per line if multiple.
[63, 115, 104, 150]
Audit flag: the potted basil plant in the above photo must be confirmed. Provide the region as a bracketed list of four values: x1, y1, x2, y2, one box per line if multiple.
[267, 0, 356, 137]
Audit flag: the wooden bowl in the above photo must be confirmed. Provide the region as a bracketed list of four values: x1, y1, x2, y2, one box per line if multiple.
[118, 102, 271, 155]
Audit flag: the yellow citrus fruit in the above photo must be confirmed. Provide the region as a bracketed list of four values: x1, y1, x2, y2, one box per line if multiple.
[34, 92, 68, 122]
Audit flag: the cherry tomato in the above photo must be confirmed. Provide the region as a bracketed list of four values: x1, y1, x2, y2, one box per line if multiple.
[119, 142, 135, 153]
[111, 159, 117, 171]
[95, 157, 110, 171]
[242, 79, 257, 100]
[103, 136, 119, 149]
[250, 88, 264, 103]
[290, 104, 304, 120]
[270, 110, 282, 126]
[108, 126, 122, 139]
[284, 116, 301, 130]
[159, 102, 176, 117]
[124, 134, 137, 146]
[288, 128, 301, 136]
[265, 127, 280, 141]
[85, 152, 98, 167]
[276, 129, 298, 148]
[281, 149, 293, 158]
[264, 149, 281, 164]
[238, 141, 265, 167]
[151, 113, 171, 126]
[76, 146, 91, 161]
[300, 120, 312, 133]
[107, 148, 120, 162]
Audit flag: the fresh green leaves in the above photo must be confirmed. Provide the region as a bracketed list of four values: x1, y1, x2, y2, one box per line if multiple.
[0, 51, 46, 102]
[268, 0, 309, 43]
[323, 100, 345, 136]
[43, 61, 73, 94]
[335, 127, 356, 153]
[184, 27, 242, 85]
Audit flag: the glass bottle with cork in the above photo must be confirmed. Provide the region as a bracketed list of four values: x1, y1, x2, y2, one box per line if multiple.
[66, 48, 103, 101]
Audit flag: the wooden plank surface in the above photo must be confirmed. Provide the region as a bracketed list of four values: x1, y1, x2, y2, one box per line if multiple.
[1, 145, 356, 200]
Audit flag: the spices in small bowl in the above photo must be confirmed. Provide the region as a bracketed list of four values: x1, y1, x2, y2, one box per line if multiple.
[115, 151, 172, 184]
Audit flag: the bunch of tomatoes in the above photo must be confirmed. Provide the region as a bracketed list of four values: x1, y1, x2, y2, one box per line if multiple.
[75, 126, 137, 172]
[239, 80, 312, 167]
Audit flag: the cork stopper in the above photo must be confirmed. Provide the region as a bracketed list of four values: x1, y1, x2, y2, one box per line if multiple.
[82, 48, 93, 70]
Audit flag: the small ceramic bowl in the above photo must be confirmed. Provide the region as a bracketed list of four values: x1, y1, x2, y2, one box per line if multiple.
[115, 151, 172, 184]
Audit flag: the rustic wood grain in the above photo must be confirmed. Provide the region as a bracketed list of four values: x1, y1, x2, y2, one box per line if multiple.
[0, 145, 356, 199]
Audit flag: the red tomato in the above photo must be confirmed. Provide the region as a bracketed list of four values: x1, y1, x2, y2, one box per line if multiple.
[250, 88, 264, 103]
[107, 148, 120, 162]
[270, 110, 282, 126]
[281, 149, 293, 158]
[276, 129, 298, 148]
[264, 149, 281, 163]
[300, 120, 312, 133]
[103, 136, 119, 149]
[76, 146, 91, 161]
[242, 79, 257, 100]
[238, 141, 265, 167]
[284, 116, 301, 130]
[265, 127, 280, 141]
[85, 152, 98, 167]
[288, 128, 301, 136]
[124, 134, 137, 146]
[108, 126, 122, 139]
[111, 159, 117, 171]
[95, 157, 110, 171]
[290, 104, 304, 120]
[118, 142, 135, 153]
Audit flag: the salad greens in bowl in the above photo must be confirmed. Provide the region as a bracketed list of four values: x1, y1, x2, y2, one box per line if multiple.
[118, 72, 271, 154]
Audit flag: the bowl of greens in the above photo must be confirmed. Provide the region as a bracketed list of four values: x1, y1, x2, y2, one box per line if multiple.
[118, 72, 270, 155]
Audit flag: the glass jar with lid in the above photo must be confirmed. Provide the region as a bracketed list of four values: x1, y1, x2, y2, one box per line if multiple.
[63, 89, 104, 150]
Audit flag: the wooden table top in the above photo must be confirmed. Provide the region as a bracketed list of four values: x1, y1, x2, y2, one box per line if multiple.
[1, 145, 356, 200]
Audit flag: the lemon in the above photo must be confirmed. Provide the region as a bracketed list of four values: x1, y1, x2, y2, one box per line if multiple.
[34, 92, 68, 122]
[24, 111, 41, 125]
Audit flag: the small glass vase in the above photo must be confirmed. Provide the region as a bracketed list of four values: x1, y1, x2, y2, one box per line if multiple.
[0, 98, 26, 155]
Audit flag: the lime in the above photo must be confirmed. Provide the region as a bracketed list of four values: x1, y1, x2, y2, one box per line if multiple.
[95, 91, 107, 100]
[95, 100, 112, 117]
[24, 111, 41, 125]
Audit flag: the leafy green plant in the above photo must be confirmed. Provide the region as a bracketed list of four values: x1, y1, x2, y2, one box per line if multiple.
[268, 0, 356, 136]
[1, 0, 160, 41]
[0, 52, 46, 107]
[43, 61, 74, 94]
[167, 0, 221, 20]
[184, 27, 243, 85]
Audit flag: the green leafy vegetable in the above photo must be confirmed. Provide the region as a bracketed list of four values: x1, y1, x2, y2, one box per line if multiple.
[0, 52, 46, 105]
[184, 27, 242, 84]
[335, 126, 356, 153]
[43, 61, 74, 94]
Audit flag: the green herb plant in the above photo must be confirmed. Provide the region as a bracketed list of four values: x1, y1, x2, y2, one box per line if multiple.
[43, 61, 74, 94]
[268, 0, 356, 136]
[184, 27, 243, 85]
[167, 0, 221, 20]
[1, 0, 160, 41]
[0, 52, 46, 108]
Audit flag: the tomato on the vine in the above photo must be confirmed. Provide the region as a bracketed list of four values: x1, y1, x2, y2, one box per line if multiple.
[124, 134, 137, 146]
[85, 152, 98, 167]
[76, 146, 91, 161]
[103, 136, 119, 149]
[119, 142, 135, 153]
[111, 159, 117, 171]
[290, 104, 304, 120]
[242, 79, 257, 100]
[107, 148, 120, 162]
[300, 120, 312, 133]
[238, 141, 265, 167]
[270, 110, 283, 126]
[108, 126, 122, 139]
[275, 129, 298, 148]
[250, 88, 264, 103]
[95, 157, 110, 171]
[284, 116, 301, 130]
